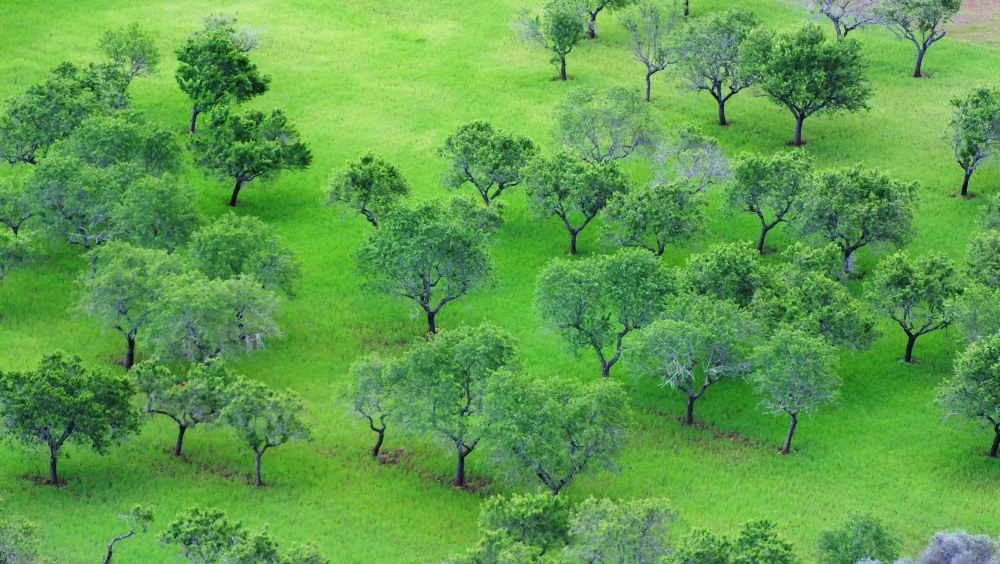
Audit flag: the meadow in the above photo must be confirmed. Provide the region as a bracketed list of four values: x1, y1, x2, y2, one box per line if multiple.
[0, 0, 999, 561]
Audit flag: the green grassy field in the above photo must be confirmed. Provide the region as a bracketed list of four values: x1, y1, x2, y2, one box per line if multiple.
[1, 0, 999, 561]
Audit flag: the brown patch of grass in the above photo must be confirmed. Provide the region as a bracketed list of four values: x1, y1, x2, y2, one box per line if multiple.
[951, 0, 1000, 47]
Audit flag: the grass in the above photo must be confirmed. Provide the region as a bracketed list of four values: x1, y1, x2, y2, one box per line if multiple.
[1, 0, 999, 561]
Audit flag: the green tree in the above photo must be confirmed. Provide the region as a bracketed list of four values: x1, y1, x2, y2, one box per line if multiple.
[581, 0, 638, 39]
[0, 230, 28, 284]
[524, 151, 630, 255]
[878, 0, 961, 78]
[103, 505, 154, 564]
[114, 174, 202, 252]
[671, 519, 797, 563]
[487, 372, 632, 494]
[684, 242, 762, 307]
[57, 113, 182, 179]
[99, 23, 161, 82]
[865, 251, 960, 363]
[0, 515, 38, 564]
[967, 229, 1000, 290]
[175, 19, 269, 133]
[188, 214, 301, 297]
[0, 175, 35, 236]
[568, 498, 675, 564]
[133, 359, 233, 456]
[604, 178, 704, 256]
[325, 152, 410, 228]
[817, 513, 901, 564]
[439, 121, 538, 206]
[726, 150, 813, 253]
[750, 326, 840, 454]
[948, 283, 1000, 344]
[222, 379, 310, 487]
[742, 24, 871, 146]
[80, 242, 186, 369]
[937, 332, 1000, 457]
[395, 324, 518, 487]
[620, 1, 680, 102]
[675, 8, 760, 126]
[980, 192, 1000, 231]
[634, 293, 753, 425]
[449, 491, 571, 562]
[514, 0, 588, 81]
[159, 506, 254, 563]
[949, 86, 1000, 197]
[554, 87, 658, 163]
[355, 199, 495, 333]
[799, 165, 917, 274]
[0, 351, 140, 484]
[344, 356, 394, 457]
[28, 155, 123, 251]
[191, 109, 312, 207]
[537, 249, 672, 378]
[652, 125, 730, 192]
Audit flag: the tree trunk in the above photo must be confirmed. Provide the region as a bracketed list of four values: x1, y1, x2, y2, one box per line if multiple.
[756, 224, 769, 254]
[427, 310, 437, 334]
[587, 14, 597, 39]
[645, 73, 653, 102]
[913, 48, 925, 78]
[569, 230, 578, 255]
[684, 0, 689, 17]
[600, 360, 611, 379]
[48, 446, 59, 485]
[904, 333, 917, 363]
[125, 335, 136, 371]
[793, 115, 805, 146]
[189, 107, 200, 134]
[718, 99, 728, 126]
[104, 543, 114, 564]
[684, 396, 695, 425]
[229, 179, 243, 207]
[371, 428, 385, 457]
[254, 450, 264, 487]
[559, 56, 568, 81]
[961, 168, 973, 197]
[780, 413, 798, 455]
[455, 448, 467, 487]
[990, 427, 999, 457]
[174, 425, 187, 456]
[842, 249, 853, 274]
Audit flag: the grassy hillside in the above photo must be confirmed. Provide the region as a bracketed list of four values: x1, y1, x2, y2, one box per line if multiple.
[0, 0, 998, 561]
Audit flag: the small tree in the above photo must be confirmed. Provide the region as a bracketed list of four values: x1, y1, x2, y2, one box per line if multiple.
[817, 513, 902, 564]
[0, 175, 35, 236]
[878, 0, 961, 78]
[0, 230, 28, 284]
[537, 248, 672, 378]
[750, 326, 840, 454]
[684, 242, 763, 307]
[325, 152, 410, 228]
[865, 251, 960, 363]
[450, 491, 571, 562]
[487, 372, 632, 495]
[28, 156, 123, 251]
[0, 515, 38, 563]
[114, 174, 202, 252]
[968, 229, 1000, 290]
[555, 87, 658, 163]
[99, 23, 161, 82]
[80, 242, 186, 369]
[914, 531, 998, 563]
[938, 333, 1000, 457]
[439, 121, 538, 206]
[222, 379, 310, 487]
[949, 86, 1000, 197]
[676, 8, 760, 126]
[344, 356, 394, 457]
[634, 293, 753, 425]
[799, 165, 917, 274]
[620, 1, 680, 101]
[395, 324, 518, 487]
[605, 178, 704, 255]
[524, 151, 630, 255]
[742, 24, 871, 146]
[355, 199, 495, 333]
[568, 498, 675, 564]
[726, 150, 813, 253]
[514, 0, 587, 81]
[948, 283, 1000, 344]
[672, 519, 798, 563]
[652, 125, 730, 191]
[806, 0, 882, 38]
[175, 19, 269, 133]
[159, 506, 253, 562]
[0, 351, 141, 484]
[103, 505, 154, 564]
[191, 109, 312, 207]
[132, 359, 233, 456]
[58, 113, 182, 179]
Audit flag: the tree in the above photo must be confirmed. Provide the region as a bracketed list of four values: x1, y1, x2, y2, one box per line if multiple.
[671, 519, 797, 563]
[487, 372, 632, 494]
[742, 24, 871, 146]
[938, 333, 1000, 457]
[449, 491, 571, 562]
[537, 249, 672, 378]
[878, 0, 961, 78]
[355, 198, 495, 333]
[344, 356, 394, 457]
[325, 152, 410, 228]
[948, 283, 1000, 344]
[968, 229, 1000, 290]
[0, 515, 38, 563]
[132, 359, 233, 456]
[114, 174, 202, 252]
[568, 498, 675, 564]
[913, 531, 997, 563]
[726, 150, 813, 253]
[684, 242, 762, 307]
[28, 155, 122, 251]
[103, 505, 154, 564]
[620, 1, 680, 101]
[57, 113, 182, 179]
[175, 19, 269, 133]
[395, 324, 518, 487]
[188, 214, 301, 297]
[581, 0, 637, 39]
[514, 0, 587, 81]
[0, 230, 28, 284]
[604, 178, 704, 255]
[651, 125, 730, 192]
[817, 513, 901, 564]
[805, 0, 882, 38]
[554, 87, 658, 163]
[865, 251, 960, 363]
[439, 121, 538, 206]
[0, 351, 140, 484]
[160, 506, 266, 563]
[191, 109, 312, 207]
[523, 151, 630, 255]
[80, 242, 186, 369]
[949, 86, 1000, 197]
[799, 165, 917, 274]
[634, 293, 753, 425]
[0, 175, 35, 236]
[99, 23, 161, 82]
[676, 9, 760, 126]
[147, 272, 281, 363]
[222, 379, 310, 487]
[750, 326, 840, 454]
